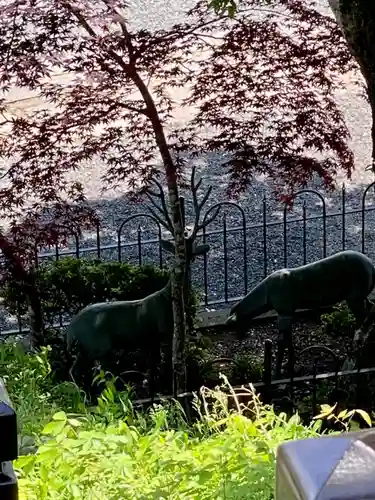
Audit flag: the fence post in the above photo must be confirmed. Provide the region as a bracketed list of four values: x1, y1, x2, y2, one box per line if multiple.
[0, 379, 18, 500]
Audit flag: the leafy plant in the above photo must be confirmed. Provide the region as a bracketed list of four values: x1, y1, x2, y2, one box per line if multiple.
[14, 375, 322, 500]
[232, 353, 263, 384]
[314, 402, 372, 431]
[320, 303, 356, 337]
[0, 342, 371, 500]
[1, 257, 169, 323]
[0, 342, 84, 443]
[185, 334, 213, 389]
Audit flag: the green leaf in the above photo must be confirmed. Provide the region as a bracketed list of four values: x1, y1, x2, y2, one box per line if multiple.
[355, 409, 372, 427]
[36, 447, 60, 463]
[70, 484, 81, 498]
[228, 3, 236, 17]
[345, 410, 355, 420]
[314, 403, 337, 420]
[53, 411, 67, 421]
[288, 414, 300, 425]
[311, 419, 322, 432]
[349, 420, 361, 432]
[337, 409, 348, 420]
[67, 418, 82, 428]
[41, 419, 66, 436]
[15, 455, 36, 474]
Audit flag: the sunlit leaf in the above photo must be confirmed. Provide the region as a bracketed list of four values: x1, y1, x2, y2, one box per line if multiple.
[355, 409, 372, 427]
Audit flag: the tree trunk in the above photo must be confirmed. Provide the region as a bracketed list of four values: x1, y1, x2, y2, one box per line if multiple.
[23, 270, 44, 349]
[130, 70, 187, 395]
[331, 2, 375, 363]
[167, 188, 187, 395]
[68, 7, 189, 393]
[0, 236, 43, 348]
[328, 0, 375, 166]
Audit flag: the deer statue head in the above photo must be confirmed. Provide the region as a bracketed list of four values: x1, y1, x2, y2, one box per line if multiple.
[145, 166, 221, 265]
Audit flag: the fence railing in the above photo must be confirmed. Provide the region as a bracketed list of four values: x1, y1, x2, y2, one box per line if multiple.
[2, 181, 375, 334]
[39, 182, 375, 302]
[131, 337, 375, 424]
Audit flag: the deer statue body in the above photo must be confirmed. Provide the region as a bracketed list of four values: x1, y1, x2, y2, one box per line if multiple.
[66, 279, 174, 359]
[226, 250, 375, 377]
[67, 166, 220, 395]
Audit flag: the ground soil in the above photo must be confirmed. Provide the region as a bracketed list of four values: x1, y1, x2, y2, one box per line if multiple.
[201, 314, 354, 378]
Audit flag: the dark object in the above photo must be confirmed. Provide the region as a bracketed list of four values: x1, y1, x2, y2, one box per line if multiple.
[227, 250, 375, 377]
[0, 380, 18, 500]
[67, 167, 220, 397]
[276, 429, 375, 499]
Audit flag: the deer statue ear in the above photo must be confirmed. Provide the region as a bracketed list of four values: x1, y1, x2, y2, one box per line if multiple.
[193, 243, 210, 255]
[160, 239, 176, 254]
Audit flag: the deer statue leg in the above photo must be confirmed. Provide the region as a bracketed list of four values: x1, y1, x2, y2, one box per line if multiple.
[147, 340, 162, 401]
[275, 314, 293, 378]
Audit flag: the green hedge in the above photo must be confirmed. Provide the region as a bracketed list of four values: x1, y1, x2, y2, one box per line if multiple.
[1, 257, 169, 324]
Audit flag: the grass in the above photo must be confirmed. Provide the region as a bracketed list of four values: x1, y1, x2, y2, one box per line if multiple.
[0, 341, 369, 499]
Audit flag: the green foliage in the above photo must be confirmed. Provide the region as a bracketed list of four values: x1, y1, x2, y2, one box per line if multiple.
[14, 375, 322, 500]
[185, 334, 214, 389]
[314, 402, 372, 429]
[0, 342, 84, 449]
[232, 353, 263, 384]
[1, 257, 169, 322]
[208, 0, 239, 17]
[320, 303, 356, 337]
[1, 343, 371, 499]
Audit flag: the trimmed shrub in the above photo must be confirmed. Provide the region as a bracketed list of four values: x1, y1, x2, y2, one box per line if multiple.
[1, 257, 169, 324]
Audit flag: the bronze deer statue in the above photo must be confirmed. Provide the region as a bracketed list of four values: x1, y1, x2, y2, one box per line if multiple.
[67, 166, 220, 396]
[226, 250, 375, 377]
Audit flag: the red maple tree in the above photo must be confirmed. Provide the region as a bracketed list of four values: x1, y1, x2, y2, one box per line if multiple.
[0, 0, 358, 383]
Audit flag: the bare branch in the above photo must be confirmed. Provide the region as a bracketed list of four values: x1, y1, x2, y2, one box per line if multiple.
[145, 204, 172, 232]
[145, 191, 168, 218]
[64, 2, 98, 38]
[145, 178, 174, 234]
[0, 167, 13, 181]
[198, 186, 213, 212]
[64, 2, 133, 75]
[190, 166, 216, 240]
[198, 205, 221, 232]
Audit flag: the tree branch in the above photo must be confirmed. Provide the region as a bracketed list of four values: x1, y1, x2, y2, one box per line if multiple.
[64, 1, 133, 75]
[116, 101, 148, 115]
[145, 178, 174, 233]
[101, 0, 136, 63]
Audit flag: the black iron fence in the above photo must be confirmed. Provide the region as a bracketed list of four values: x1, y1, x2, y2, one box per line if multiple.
[2, 181, 375, 334]
[131, 338, 375, 424]
[39, 183, 375, 306]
